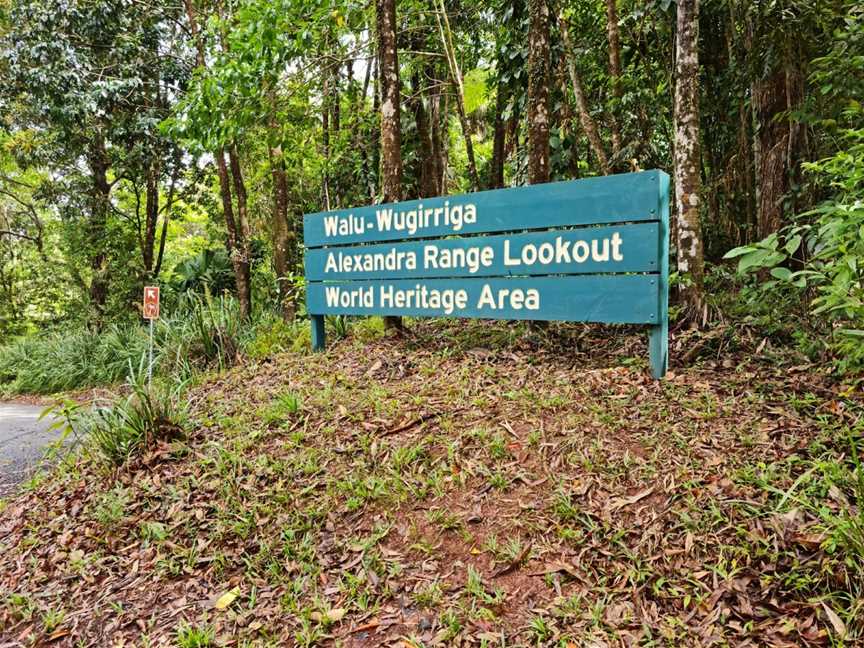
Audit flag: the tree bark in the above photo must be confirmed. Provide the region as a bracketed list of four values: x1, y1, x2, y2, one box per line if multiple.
[269, 143, 295, 320]
[560, 13, 611, 175]
[527, 0, 551, 185]
[87, 134, 111, 328]
[375, 0, 403, 330]
[434, 0, 479, 192]
[674, 0, 705, 318]
[322, 60, 332, 212]
[153, 148, 181, 279]
[605, 0, 623, 159]
[411, 71, 437, 198]
[428, 69, 445, 195]
[227, 146, 252, 319]
[753, 67, 804, 238]
[140, 159, 163, 283]
[490, 82, 507, 189]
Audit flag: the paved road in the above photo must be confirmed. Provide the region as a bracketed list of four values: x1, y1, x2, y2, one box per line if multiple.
[0, 403, 63, 497]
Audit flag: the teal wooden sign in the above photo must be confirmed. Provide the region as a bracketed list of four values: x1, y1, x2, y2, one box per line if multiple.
[303, 170, 670, 378]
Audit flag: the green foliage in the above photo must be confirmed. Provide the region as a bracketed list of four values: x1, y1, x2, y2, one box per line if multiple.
[175, 623, 215, 648]
[83, 361, 188, 465]
[724, 124, 864, 372]
[463, 68, 491, 114]
[172, 249, 235, 296]
[0, 296, 311, 395]
[0, 328, 146, 394]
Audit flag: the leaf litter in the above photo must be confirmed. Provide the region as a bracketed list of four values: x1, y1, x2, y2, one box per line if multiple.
[0, 319, 861, 646]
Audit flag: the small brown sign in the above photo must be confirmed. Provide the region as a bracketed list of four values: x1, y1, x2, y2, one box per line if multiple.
[143, 286, 160, 320]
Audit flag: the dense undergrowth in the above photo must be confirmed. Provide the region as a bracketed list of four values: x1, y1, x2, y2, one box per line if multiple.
[0, 295, 307, 396]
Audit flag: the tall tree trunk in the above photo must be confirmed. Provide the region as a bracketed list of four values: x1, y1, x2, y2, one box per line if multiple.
[322, 61, 332, 211]
[370, 54, 381, 201]
[490, 82, 507, 189]
[331, 62, 341, 134]
[227, 146, 252, 319]
[142, 165, 158, 277]
[87, 134, 111, 328]
[359, 52, 375, 201]
[674, 0, 705, 319]
[376, 0, 403, 330]
[753, 67, 804, 238]
[605, 0, 623, 159]
[528, 0, 551, 185]
[434, 0, 480, 191]
[411, 71, 437, 198]
[560, 13, 611, 175]
[269, 143, 295, 320]
[153, 148, 181, 280]
[428, 66, 445, 195]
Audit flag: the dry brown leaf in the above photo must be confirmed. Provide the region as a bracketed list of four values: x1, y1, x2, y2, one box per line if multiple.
[607, 487, 654, 512]
[821, 602, 847, 639]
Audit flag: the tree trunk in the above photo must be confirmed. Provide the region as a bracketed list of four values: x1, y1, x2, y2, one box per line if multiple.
[269, 143, 295, 320]
[527, 0, 551, 185]
[605, 0, 623, 159]
[411, 71, 437, 198]
[376, 0, 403, 330]
[490, 82, 507, 189]
[322, 60, 332, 211]
[674, 0, 705, 319]
[87, 134, 111, 328]
[214, 148, 250, 319]
[153, 148, 181, 280]
[227, 146, 252, 319]
[142, 163, 159, 278]
[428, 69, 445, 195]
[560, 13, 611, 175]
[753, 67, 803, 238]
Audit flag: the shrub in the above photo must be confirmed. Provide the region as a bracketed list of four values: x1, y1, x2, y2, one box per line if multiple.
[724, 124, 864, 373]
[85, 360, 188, 465]
[0, 330, 106, 394]
[0, 295, 295, 394]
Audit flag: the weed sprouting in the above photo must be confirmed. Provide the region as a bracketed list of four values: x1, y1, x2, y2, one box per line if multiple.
[94, 487, 129, 527]
[176, 622, 214, 648]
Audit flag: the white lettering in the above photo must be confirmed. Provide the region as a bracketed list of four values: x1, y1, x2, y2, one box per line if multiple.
[477, 285, 540, 311]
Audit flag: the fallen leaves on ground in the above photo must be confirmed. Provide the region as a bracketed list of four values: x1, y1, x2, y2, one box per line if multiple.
[0, 319, 860, 646]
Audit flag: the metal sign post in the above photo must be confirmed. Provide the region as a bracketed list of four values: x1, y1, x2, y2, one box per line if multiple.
[143, 286, 160, 388]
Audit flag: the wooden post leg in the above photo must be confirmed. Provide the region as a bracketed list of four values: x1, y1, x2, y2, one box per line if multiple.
[649, 323, 667, 379]
[311, 315, 326, 352]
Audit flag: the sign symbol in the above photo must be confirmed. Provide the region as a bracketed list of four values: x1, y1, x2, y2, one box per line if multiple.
[143, 286, 160, 320]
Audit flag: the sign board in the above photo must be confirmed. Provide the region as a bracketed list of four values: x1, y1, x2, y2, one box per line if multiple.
[303, 170, 669, 378]
[143, 286, 160, 320]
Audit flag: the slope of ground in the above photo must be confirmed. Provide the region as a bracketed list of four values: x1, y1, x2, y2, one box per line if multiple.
[0, 320, 861, 647]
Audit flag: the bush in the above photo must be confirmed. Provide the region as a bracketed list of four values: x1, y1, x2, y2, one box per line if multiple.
[0, 295, 307, 394]
[724, 124, 864, 374]
[85, 360, 188, 465]
[0, 329, 140, 394]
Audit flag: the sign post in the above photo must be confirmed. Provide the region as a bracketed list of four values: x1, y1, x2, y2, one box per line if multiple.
[143, 286, 160, 387]
[303, 170, 670, 378]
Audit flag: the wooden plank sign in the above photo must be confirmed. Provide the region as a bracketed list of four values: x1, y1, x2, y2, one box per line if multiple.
[303, 170, 670, 378]
[143, 286, 160, 320]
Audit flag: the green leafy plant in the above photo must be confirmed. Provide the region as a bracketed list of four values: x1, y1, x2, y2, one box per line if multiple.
[724, 124, 864, 372]
[176, 622, 215, 648]
[84, 358, 188, 465]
